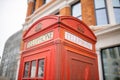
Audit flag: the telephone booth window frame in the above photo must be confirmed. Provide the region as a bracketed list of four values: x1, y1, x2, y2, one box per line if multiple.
[23, 59, 45, 79]
[23, 62, 30, 78]
[38, 59, 45, 78]
[30, 60, 37, 78]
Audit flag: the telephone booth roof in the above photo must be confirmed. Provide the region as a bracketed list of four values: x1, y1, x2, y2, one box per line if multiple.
[23, 15, 96, 42]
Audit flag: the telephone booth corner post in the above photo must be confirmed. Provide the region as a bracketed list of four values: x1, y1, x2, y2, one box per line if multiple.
[18, 15, 99, 80]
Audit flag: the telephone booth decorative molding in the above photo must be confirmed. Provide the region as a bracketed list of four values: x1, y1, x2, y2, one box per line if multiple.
[18, 15, 99, 80]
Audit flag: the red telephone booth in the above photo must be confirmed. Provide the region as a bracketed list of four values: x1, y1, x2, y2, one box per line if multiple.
[18, 15, 99, 80]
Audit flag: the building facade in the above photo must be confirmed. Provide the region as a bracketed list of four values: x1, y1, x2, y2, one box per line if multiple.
[22, 0, 120, 80]
[0, 30, 22, 80]
[0, 0, 120, 80]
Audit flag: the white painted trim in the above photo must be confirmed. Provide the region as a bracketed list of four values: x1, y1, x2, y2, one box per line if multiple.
[106, 0, 116, 24]
[94, 24, 120, 36]
[96, 49, 104, 80]
[27, 0, 34, 3]
[59, 1, 71, 10]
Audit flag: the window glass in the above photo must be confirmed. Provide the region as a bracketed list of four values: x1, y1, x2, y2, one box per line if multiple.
[30, 61, 36, 77]
[109, 48, 117, 59]
[94, 0, 105, 8]
[55, 12, 59, 15]
[38, 59, 45, 78]
[112, 0, 120, 24]
[104, 76, 109, 80]
[23, 62, 30, 78]
[32, 0, 36, 13]
[118, 47, 120, 56]
[101, 46, 120, 80]
[96, 9, 108, 25]
[114, 8, 120, 23]
[94, 0, 109, 25]
[71, 2, 82, 20]
[112, 61, 119, 66]
[101, 49, 107, 58]
[112, 0, 120, 7]
[44, 0, 51, 4]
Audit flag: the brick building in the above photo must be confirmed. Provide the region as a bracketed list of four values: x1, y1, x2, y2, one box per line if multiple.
[1, 0, 120, 80]
[22, 0, 120, 80]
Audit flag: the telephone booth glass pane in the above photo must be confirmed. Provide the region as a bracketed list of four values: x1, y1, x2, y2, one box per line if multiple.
[38, 59, 45, 78]
[30, 61, 36, 77]
[23, 62, 30, 78]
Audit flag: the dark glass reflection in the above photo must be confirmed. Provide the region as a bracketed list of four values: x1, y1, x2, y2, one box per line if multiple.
[24, 62, 30, 78]
[101, 46, 120, 80]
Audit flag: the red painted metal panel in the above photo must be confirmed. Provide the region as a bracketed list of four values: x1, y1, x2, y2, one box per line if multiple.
[68, 51, 99, 80]
[23, 16, 58, 39]
[18, 15, 99, 80]
[59, 16, 96, 41]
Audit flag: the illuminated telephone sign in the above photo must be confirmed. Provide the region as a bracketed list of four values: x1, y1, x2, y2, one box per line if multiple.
[18, 16, 99, 80]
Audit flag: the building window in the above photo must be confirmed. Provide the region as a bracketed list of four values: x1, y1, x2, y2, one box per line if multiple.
[43, 0, 51, 4]
[112, 0, 120, 24]
[55, 12, 59, 15]
[71, 2, 82, 20]
[118, 47, 120, 56]
[30, 61, 36, 77]
[109, 48, 117, 59]
[38, 59, 45, 78]
[32, 0, 36, 13]
[101, 46, 120, 80]
[101, 49, 107, 58]
[94, 0, 109, 25]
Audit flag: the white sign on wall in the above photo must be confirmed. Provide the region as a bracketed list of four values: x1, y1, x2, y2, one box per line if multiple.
[65, 32, 92, 50]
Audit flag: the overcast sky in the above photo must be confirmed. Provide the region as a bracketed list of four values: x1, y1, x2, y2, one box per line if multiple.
[0, 0, 27, 58]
